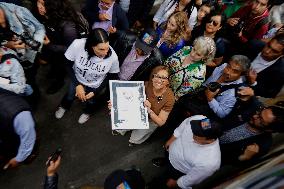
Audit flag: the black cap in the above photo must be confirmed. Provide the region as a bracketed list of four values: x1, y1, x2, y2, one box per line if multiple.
[191, 118, 221, 139]
[135, 28, 158, 54]
[104, 169, 145, 189]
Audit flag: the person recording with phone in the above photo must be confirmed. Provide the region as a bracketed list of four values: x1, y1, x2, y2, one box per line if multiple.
[44, 152, 61, 189]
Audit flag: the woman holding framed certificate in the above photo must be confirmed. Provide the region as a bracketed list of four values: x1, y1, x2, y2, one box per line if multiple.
[109, 66, 175, 146]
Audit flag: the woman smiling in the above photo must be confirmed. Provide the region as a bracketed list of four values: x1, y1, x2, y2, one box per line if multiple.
[109, 66, 175, 146]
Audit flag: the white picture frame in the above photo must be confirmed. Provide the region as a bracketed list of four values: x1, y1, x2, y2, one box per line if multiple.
[109, 80, 149, 130]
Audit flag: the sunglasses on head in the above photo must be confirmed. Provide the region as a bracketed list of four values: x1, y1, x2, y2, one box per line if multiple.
[207, 19, 219, 27]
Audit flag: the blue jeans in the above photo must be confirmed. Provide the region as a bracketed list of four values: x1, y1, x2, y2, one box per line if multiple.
[60, 81, 97, 114]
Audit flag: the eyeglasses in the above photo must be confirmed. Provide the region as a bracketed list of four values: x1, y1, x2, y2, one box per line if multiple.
[153, 74, 169, 81]
[207, 19, 219, 27]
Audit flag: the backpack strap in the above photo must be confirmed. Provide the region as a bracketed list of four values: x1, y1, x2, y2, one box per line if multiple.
[218, 83, 244, 95]
[255, 16, 269, 32]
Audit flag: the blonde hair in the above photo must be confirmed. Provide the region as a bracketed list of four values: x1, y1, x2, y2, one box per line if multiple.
[193, 36, 216, 63]
[162, 11, 191, 46]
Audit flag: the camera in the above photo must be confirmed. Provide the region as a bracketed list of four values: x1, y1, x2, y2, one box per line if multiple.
[25, 39, 41, 51]
[15, 33, 41, 51]
[207, 82, 221, 92]
[234, 20, 245, 34]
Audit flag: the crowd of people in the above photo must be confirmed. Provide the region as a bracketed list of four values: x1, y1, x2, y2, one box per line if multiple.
[0, 0, 284, 188]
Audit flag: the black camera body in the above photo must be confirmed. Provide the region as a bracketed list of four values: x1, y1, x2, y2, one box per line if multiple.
[14, 33, 41, 51]
[207, 82, 222, 92]
[234, 20, 245, 34]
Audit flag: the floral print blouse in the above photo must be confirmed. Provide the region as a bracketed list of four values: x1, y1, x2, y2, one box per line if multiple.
[163, 46, 206, 99]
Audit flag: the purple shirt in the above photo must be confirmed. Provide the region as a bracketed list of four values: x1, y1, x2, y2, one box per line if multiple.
[92, 2, 114, 32]
[119, 45, 149, 81]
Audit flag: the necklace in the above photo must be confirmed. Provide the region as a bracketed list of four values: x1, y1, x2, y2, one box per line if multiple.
[153, 88, 167, 103]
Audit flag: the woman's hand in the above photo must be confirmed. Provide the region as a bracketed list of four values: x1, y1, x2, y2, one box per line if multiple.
[144, 100, 152, 110]
[75, 85, 86, 102]
[107, 100, 112, 110]
[85, 92, 95, 100]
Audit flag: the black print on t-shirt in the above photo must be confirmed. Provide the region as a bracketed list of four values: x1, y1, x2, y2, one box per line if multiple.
[76, 56, 108, 82]
[79, 56, 106, 72]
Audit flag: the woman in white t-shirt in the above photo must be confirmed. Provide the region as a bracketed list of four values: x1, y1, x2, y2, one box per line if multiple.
[55, 28, 120, 124]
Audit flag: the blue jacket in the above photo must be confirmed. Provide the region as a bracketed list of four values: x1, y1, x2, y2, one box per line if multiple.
[0, 2, 45, 63]
[156, 27, 186, 59]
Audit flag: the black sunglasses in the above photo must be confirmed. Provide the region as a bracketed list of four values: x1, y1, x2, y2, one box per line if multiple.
[207, 19, 219, 27]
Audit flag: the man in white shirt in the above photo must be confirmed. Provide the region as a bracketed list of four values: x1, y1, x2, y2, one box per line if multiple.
[153, 115, 221, 189]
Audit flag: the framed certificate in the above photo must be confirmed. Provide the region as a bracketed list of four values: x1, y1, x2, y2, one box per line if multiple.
[109, 80, 149, 130]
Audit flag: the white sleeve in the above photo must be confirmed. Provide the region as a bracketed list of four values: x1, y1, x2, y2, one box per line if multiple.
[271, 4, 284, 25]
[177, 165, 217, 189]
[64, 40, 79, 62]
[188, 7, 198, 30]
[173, 119, 188, 138]
[108, 53, 120, 73]
[153, 0, 171, 23]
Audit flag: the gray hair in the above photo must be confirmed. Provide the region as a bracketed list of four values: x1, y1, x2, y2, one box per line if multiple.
[193, 36, 216, 63]
[230, 55, 251, 73]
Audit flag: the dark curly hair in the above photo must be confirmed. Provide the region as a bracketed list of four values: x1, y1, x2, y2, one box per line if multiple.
[43, 0, 80, 27]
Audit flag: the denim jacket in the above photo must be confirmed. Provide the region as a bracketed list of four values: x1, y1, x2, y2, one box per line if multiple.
[0, 47, 28, 94]
[0, 2, 45, 63]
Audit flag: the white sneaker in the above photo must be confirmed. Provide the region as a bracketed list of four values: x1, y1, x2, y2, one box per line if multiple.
[78, 113, 90, 124]
[55, 107, 66, 119]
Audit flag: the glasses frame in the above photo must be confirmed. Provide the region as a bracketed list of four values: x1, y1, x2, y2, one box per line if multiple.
[153, 74, 169, 82]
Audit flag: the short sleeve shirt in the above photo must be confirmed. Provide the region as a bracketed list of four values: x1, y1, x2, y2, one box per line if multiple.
[145, 81, 175, 115]
[65, 38, 120, 88]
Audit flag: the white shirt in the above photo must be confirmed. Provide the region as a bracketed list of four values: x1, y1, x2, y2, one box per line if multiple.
[169, 115, 221, 189]
[65, 38, 119, 88]
[250, 53, 279, 73]
[153, 0, 197, 29]
[119, 0, 131, 12]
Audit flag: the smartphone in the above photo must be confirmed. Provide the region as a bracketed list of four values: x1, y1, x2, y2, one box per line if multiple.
[46, 148, 62, 166]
